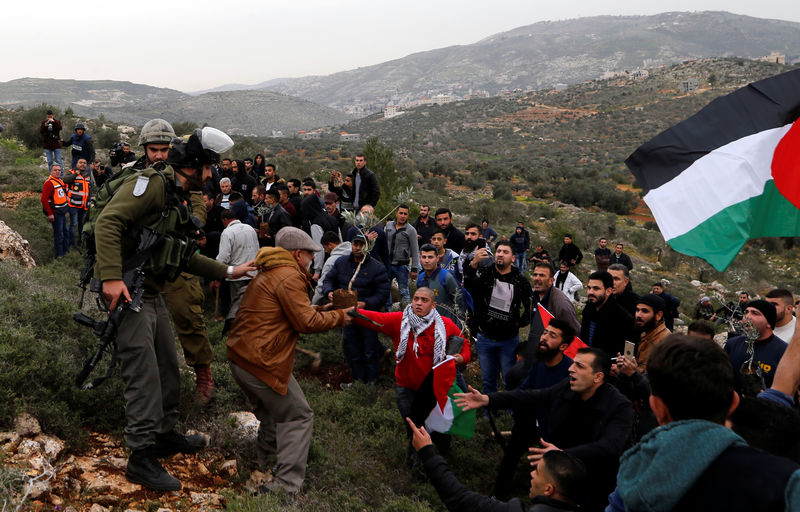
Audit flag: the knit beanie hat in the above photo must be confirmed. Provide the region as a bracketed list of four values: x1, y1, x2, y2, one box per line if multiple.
[637, 293, 666, 313]
[746, 299, 777, 329]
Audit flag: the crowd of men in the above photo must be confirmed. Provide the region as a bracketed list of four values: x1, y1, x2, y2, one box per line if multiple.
[39, 117, 800, 509]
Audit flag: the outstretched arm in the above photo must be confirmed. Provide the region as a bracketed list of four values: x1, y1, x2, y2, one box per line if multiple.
[408, 418, 520, 512]
[453, 385, 489, 410]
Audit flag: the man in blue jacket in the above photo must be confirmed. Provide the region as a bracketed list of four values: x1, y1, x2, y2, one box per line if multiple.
[322, 234, 390, 386]
[63, 122, 95, 169]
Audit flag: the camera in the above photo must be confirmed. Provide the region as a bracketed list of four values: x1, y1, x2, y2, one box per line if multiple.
[109, 142, 126, 166]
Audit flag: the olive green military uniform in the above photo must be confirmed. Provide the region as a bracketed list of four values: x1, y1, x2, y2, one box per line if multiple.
[129, 155, 214, 368]
[95, 163, 226, 449]
[163, 273, 213, 365]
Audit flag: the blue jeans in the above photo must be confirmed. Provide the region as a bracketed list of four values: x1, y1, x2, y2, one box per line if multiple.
[476, 333, 519, 394]
[389, 264, 411, 305]
[342, 324, 382, 384]
[515, 251, 527, 272]
[52, 211, 69, 257]
[45, 148, 62, 170]
[67, 208, 86, 247]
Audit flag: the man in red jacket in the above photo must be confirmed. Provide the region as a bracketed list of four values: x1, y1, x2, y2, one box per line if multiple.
[40, 163, 69, 257]
[354, 287, 468, 462]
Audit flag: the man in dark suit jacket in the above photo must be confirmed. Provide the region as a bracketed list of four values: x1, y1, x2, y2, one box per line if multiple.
[456, 347, 633, 510]
[581, 271, 634, 357]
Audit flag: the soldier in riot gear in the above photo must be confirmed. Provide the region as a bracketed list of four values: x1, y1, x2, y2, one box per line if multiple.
[131, 119, 218, 404]
[94, 126, 254, 491]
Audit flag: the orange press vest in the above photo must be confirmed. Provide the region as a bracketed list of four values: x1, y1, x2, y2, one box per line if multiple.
[67, 171, 89, 209]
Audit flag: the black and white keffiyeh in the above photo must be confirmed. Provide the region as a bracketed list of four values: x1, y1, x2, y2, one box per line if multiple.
[397, 304, 447, 365]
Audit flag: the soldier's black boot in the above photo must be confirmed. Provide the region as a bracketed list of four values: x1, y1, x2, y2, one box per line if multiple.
[125, 446, 181, 491]
[153, 430, 208, 458]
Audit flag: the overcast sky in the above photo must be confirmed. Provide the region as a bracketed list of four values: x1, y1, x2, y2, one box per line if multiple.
[5, 0, 799, 92]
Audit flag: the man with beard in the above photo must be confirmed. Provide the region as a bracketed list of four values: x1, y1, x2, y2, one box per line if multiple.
[322, 234, 391, 386]
[607, 263, 639, 316]
[765, 288, 796, 342]
[456, 347, 632, 510]
[464, 241, 532, 394]
[509, 262, 579, 390]
[413, 204, 437, 246]
[633, 294, 670, 373]
[457, 222, 492, 282]
[226, 228, 353, 494]
[580, 271, 634, 358]
[493, 318, 575, 500]
[651, 282, 681, 332]
[434, 208, 465, 253]
[594, 238, 612, 272]
[231, 159, 256, 205]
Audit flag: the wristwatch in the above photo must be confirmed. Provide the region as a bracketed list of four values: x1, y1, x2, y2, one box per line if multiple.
[226, 265, 234, 279]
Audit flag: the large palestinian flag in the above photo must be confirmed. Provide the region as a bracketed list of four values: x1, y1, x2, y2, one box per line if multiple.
[626, 69, 800, 271]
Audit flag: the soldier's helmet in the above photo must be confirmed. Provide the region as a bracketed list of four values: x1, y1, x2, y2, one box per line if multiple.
[139, 119, 176, 146]
[167, 127, 233, 169]
[75, 122, 87, 131]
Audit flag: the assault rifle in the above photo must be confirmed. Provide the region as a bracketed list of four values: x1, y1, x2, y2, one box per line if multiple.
[73, 228, 162, 389]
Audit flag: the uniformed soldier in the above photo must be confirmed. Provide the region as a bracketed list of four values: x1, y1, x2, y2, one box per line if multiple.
[132, 119, 217, 404]
[95, 126, 255, 491]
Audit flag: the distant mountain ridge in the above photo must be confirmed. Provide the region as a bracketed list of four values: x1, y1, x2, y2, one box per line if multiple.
[251, 11, 800, 109]
[0, 78, 350, 136]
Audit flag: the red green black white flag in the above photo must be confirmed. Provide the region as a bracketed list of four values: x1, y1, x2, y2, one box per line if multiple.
[626, 69, 800, 271]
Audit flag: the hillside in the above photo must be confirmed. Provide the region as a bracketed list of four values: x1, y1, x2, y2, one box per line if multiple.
[258, 11, 800, 109]
[0, 79, 350, 136]
[330, 57, 794, 213]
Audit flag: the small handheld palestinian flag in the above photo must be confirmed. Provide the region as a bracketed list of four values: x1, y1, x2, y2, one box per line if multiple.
[538, 303, 587, 358]
[626, 69, 800, 271]
[425, 356, 475, 439]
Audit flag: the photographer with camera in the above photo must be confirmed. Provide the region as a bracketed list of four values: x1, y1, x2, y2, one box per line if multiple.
[110, 141, 137, 168]
[40, 110, 63, 170]
[90, 159, 113, 188]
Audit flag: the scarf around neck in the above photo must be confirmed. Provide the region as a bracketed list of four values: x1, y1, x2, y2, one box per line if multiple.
[397, 304, 447, 364]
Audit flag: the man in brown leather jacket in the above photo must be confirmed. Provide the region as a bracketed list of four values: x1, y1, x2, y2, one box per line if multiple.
[226, 227, 353, 494]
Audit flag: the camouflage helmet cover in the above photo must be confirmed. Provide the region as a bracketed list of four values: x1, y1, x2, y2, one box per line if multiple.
[139, 118, 176, 146]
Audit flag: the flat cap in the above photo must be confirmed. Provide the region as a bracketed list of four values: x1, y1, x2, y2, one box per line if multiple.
[275, 227, 322, 252]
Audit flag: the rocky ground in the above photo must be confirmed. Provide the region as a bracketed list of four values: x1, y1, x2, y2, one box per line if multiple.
[1, 413, 269, 512]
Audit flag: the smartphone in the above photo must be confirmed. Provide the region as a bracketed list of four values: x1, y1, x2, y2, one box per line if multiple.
[624, 341, 636, 359]
[476, 238, 487, 249]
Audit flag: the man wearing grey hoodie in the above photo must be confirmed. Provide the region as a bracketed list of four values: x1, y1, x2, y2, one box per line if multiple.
[384, 204, 420, 306]
[312, 232, 352, 305]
